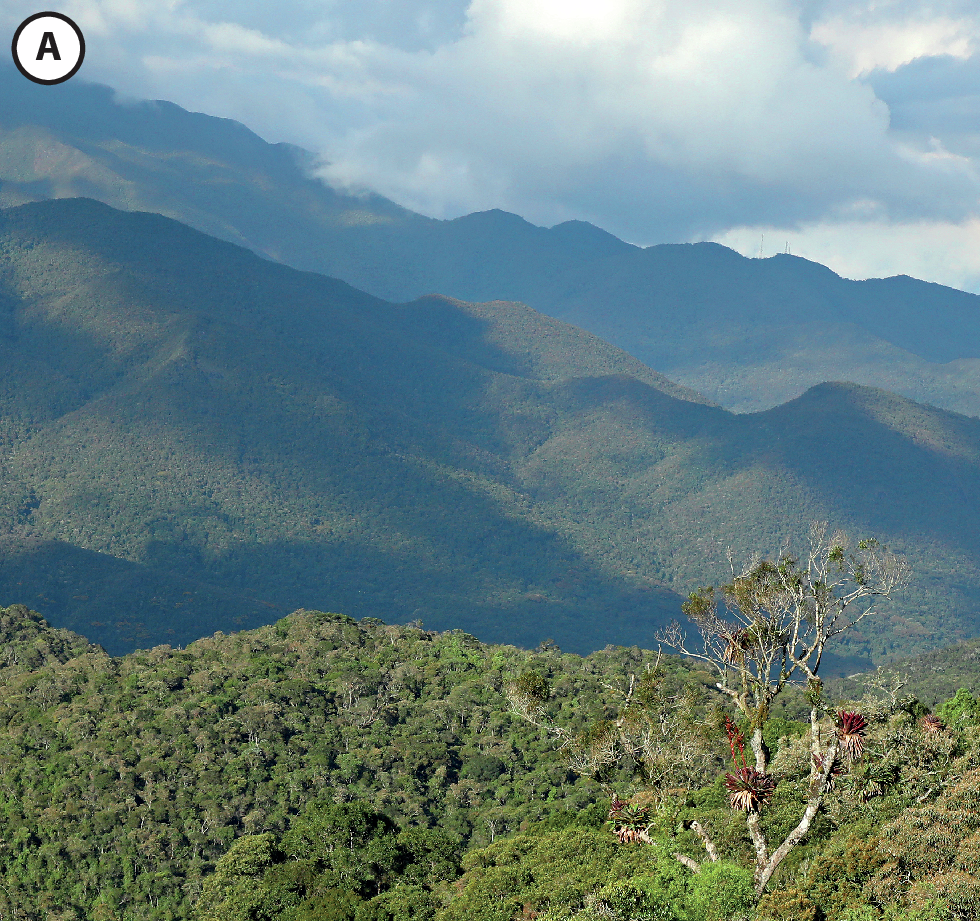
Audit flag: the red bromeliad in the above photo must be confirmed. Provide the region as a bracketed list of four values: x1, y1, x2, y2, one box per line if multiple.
[725, 767, 777, 812]
[723, 717, 775, 813]
[835, 710, 867, 760]
[726, 717, 747, 768]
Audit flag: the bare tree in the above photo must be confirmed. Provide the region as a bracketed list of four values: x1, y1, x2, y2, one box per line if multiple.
[506, 523, 910, 894]
[659, 522, 910, 891]
[506, 654, 722, 802]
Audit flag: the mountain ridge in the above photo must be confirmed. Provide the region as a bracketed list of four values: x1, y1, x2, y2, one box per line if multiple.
[0, 196, 978, 665]
[3, 67, 980, 418]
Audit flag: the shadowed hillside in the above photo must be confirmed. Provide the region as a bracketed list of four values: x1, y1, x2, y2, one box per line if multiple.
[0, 197, 697, 655]
[0, 197, 979, 663]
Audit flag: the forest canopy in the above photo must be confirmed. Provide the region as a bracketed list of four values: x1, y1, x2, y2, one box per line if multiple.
[0, 534, 976, 921]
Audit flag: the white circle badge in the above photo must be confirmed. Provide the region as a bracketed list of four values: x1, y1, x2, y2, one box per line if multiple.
[12, 12, 85, 85]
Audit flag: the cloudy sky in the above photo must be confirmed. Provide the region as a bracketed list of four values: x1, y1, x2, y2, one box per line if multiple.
[5, 0, 980, 291]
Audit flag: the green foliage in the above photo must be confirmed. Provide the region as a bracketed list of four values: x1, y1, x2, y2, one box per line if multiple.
[580, 876, 677, 921]
[438, 826, 756, 921]
[0, 604, 666, 920]
[434, 826, 665, 921]
[754, 887, 817, 921]
[514, 672, 550, 705]
[280, 803, 404, 897]
[937, 688, 980, 729]
[799, 825, 885, 920]
[4, 605, 980, 921]
[686, 862, 755, 921]
[833, 647, 980, 711]
[194, 802, 459, 921]
[196, 834, 279, 921]
[762, 716, 808, 756]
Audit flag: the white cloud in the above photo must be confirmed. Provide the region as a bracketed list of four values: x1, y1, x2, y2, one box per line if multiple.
[714, 217, 980, 293]
[309, 0, 979, 239]
[809, 2, 979, 77]
[3, 0, 980, 290]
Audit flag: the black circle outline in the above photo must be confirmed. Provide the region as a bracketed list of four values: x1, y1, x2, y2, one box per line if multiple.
[11, 12, 86, 85]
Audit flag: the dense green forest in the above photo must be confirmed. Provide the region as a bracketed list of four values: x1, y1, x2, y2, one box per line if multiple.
[0, 601, 979, 920]
[0, 603, 661, 918]
[2, 197, 980, 664]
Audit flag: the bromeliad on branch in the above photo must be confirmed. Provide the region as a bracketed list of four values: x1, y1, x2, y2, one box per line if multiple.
[725, 768, 777, 813]
[607, 797, 653, 844]
[657, 523, 910, 892]
[507, 523, 910, 895]
[836, 710, 867, 760]
[724, 719, 776, 812]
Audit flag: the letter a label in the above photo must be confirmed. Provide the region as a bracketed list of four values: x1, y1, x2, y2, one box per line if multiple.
[12, 13, 85, 84]
[36, 32, 62, 61]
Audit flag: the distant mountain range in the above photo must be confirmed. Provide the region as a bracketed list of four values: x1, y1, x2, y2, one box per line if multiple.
[0, 196, 978, 667]
[3, 65, 979, 417]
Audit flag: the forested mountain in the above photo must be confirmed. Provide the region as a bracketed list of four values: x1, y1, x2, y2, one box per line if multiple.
[836, 634, 980, 709]
[3, 65, 980, 418]
[0, 196, 696, 655]
[2, 602, 980, 921]
[0, 603, 666, 919]
[0, 196, 979, 662]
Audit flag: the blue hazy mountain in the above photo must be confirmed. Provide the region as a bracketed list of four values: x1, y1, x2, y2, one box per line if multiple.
[3, 66, 978, 417]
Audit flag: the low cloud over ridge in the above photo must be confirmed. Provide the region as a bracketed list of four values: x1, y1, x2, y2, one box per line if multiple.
[4, 0, 980, 290]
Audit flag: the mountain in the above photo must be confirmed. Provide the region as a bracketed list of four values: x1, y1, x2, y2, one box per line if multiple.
[0, 196, 979, 664]
[0, 196, 698, 655]
[0, 603, 665, 919]
[3, 67, 980, 418]
[834, 633, 980, 708]
[0, 603, 976, 921]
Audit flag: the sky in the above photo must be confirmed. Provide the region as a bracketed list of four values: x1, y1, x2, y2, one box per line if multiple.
[4, 0, 980, 292]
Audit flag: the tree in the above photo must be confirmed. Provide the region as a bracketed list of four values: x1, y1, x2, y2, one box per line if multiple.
[508, 523, 910, 894]
[662, 523, 909, 891]
[194, 802, 463, 921]
[194, 833, 278, 921]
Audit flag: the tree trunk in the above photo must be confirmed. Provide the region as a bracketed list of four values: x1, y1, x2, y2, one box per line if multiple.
[750, 725, 768, 773]
[673, 853, 701, 873]
[755, 736, 840, 892]
[746, 812, 769, 888]
[690, 821, 720, 862]
[809, 705, 823, 780]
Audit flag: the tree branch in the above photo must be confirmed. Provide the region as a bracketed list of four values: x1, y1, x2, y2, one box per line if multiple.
[756, 736, 841, 892]
[673, 853, 701, 873]
[689, 820, 720, 863]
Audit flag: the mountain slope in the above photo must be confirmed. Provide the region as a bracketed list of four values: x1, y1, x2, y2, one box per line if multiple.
[3, 68, 980, 418]
[0, 604, 674, 920]
[0, 197, 698, 655]
[1, 197, 980, 664]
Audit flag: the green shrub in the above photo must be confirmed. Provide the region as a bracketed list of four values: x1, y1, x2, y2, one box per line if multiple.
[937, 689, 980, 729]
[686, 862, 755, 921]
[587, 876, 676, 921]
[754, 887, 817, 921]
